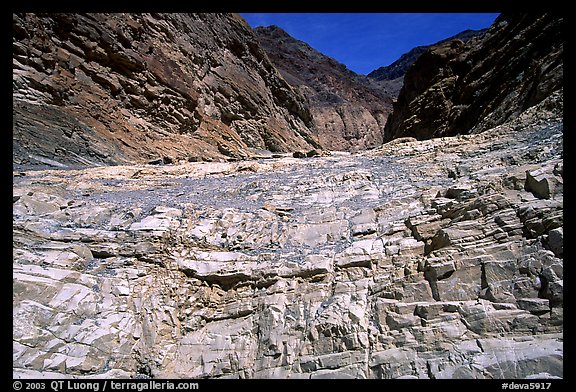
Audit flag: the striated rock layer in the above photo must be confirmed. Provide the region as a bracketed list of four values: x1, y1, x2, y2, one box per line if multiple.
[13, 13, 320, 168]
[13, 90, 563, 379]
[383, 13, 563, 142]
[254, 26, 398, 152]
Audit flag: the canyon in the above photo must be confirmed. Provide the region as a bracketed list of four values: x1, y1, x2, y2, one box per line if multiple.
[13, 91, 563, 379]
[13, 13, 563, 380]
[384, 14, 563, 141]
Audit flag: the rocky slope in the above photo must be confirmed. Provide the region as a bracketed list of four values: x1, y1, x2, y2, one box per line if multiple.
[367, 29, 487, 82]
[13, 89, 563, 379]
[254, 26, 398, 151]
[383, 13, 563, 141]
[13, 13, 320, 168]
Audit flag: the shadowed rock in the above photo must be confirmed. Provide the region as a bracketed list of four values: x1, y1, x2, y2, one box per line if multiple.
[384, 14, 563, 141]
[254, 25, 398, 152]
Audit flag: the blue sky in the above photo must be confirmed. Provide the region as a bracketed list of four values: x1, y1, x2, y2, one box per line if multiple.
[241, 13, 500, 75]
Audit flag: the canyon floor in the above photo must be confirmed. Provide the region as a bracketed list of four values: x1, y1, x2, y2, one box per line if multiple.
[13, 93, 563, 379]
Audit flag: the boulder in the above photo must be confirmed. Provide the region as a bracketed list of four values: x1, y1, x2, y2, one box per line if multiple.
[547, 227, 563, 257]
[525, 167, 563, 199]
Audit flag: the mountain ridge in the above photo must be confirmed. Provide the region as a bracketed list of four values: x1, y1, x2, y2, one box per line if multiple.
[254, 25, 400, 151]
[367, 28, 488, 81]
[383, 13, 563, 141]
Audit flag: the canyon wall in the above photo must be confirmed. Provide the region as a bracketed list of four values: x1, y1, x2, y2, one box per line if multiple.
[13, 13, 320, 168]
[383, 14, 563, 141]
[254, 26, 398, 151]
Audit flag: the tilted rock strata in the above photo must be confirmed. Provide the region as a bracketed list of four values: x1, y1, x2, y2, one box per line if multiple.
[13, 13, 320, 168]
[13, 91, 563, 379]
[384, 13, 563, 141]
[254, 26, 398, 152]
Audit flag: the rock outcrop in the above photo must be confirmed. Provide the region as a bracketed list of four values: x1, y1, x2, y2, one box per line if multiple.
[13, 13, 320, 168]
[383, 13, 563, 141]
[367, 29, 487, 82]
[13, 88, 563, 379]
[254, 26, 398, 152]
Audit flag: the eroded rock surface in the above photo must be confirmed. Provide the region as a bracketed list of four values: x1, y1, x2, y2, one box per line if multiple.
[367, 28, 486, 82]
[13, 91, 563, 379]
[254, 26, 397, 152]
[13, 13, 320, 168]
[384, 13, 563, 141]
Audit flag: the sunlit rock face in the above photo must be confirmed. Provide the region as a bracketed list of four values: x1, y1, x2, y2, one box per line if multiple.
[13, 13, 320, 168]
[13, 90, 563, 378]
[254, 25, 398, 152]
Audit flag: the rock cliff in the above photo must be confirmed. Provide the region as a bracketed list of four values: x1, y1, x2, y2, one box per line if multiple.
[383, 14, 563, 141]
[14, 90, 563, 379]
[13, 13, 320, 168]
[367, 29, 487, 82]
[254, 26, 398, 151]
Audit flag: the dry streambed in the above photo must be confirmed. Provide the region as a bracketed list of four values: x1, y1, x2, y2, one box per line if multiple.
[13, 104, 563, 378]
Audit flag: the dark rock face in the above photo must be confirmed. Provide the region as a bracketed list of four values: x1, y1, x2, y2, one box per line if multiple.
[368, 29, 487, 82]
[13, 13, 320, 168]
[383, 14, 563, 141]
[254, 26, 399, 152]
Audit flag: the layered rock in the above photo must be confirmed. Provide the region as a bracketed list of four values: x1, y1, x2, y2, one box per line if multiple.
[254, 26, 398, 151]
[13, 13, 320, 168]
[13, 90, 563, 379]
[383, 13, 563, 141]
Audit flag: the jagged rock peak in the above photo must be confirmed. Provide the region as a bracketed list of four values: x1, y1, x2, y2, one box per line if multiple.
[256, 25, 292, 38]
[367, 29, 487, 82]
